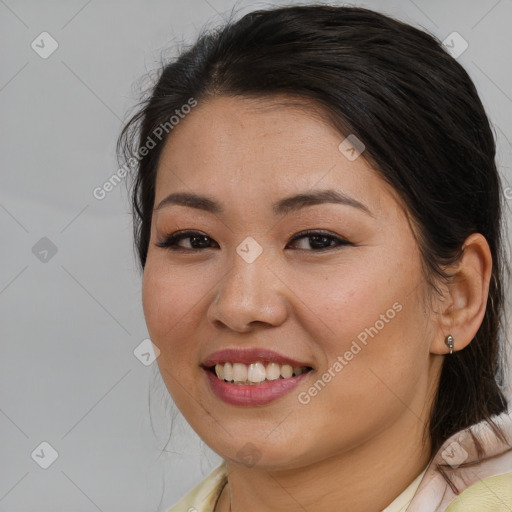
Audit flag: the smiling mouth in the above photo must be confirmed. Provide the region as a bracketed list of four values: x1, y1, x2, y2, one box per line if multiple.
[208, 362, 313, 385]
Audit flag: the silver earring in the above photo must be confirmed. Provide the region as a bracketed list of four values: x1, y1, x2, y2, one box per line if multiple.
[445, 334, 454, 354]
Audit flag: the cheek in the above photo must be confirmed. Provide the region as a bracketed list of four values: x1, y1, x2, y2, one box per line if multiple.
[335, 295, 429, 408]
[303, 298, 431, 448]
[301, 249, 430, 392]
[142, 263, 169, 340]
[141, 260, 198, 376]
[141, 260, 206, 410]
[293, 255, 407, 349]
[142, 257, 207, 337]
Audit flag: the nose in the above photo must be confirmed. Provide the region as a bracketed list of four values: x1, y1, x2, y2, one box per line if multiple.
[206, 249, 289, 333]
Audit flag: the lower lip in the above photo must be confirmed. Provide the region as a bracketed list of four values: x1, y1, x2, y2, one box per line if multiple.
[204, 368, 311, 406]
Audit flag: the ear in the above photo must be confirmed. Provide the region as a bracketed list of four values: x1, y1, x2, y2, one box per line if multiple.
[430, 233, 492, 355]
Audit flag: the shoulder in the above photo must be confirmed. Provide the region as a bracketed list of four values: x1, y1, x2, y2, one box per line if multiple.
[167, 461, 228, 512]
[445, 472, 512, 512]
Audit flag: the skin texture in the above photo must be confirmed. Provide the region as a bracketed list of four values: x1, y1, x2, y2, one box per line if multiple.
[142, 96, 492, 512]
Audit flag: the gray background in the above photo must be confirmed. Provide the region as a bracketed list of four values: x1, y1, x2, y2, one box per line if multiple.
[1, 0, 511, 510]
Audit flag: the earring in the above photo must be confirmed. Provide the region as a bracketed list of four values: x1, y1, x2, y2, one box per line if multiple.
[445, 334, 454, 355]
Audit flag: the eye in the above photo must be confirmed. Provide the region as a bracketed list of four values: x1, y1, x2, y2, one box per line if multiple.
[155, 230, 219, 252]
[287, 229, 352, 251]
[156, 229, 352, 253]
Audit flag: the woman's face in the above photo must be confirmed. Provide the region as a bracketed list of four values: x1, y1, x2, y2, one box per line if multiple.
[142, 95, 442, 469]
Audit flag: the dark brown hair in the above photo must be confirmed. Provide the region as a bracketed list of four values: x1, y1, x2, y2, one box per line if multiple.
[118, 4, 509, 460]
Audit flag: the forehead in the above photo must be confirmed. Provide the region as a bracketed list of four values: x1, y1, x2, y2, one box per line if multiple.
[159, 94, 338, 154]
[154, 95, 400, 218]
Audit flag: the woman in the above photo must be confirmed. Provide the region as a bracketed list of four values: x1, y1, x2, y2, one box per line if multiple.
[117, 4, 512, 511]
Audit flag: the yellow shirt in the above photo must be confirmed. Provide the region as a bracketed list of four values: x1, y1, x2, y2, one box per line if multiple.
[444, 472, 512, 511]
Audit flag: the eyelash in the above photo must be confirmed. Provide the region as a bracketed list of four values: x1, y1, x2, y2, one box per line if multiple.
[155, 229, 352, 253]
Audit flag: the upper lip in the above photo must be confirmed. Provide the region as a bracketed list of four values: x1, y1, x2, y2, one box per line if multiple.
[202, 348, 313, 369]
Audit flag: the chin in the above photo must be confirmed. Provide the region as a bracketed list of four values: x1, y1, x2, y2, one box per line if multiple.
[204, 435, 313, 471]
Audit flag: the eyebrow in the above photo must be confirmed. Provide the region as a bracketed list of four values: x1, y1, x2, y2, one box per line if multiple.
[154, 189, 373, 217]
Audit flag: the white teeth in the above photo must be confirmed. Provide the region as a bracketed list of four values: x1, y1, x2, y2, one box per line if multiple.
[266, 362, 281, 381]
[223, 362, 233, 382]
[213, 361, 309, 383]
[248, 362, 266, 383]
[233, 362, 248, 382]
[280, 364, 293, 379]
[215, 364, 224, 380]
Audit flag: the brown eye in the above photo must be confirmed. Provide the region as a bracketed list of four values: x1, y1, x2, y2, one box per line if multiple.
[155, 229, 352, 253]
[156, 231, 219, 252]
[287, 230, 352, 251]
